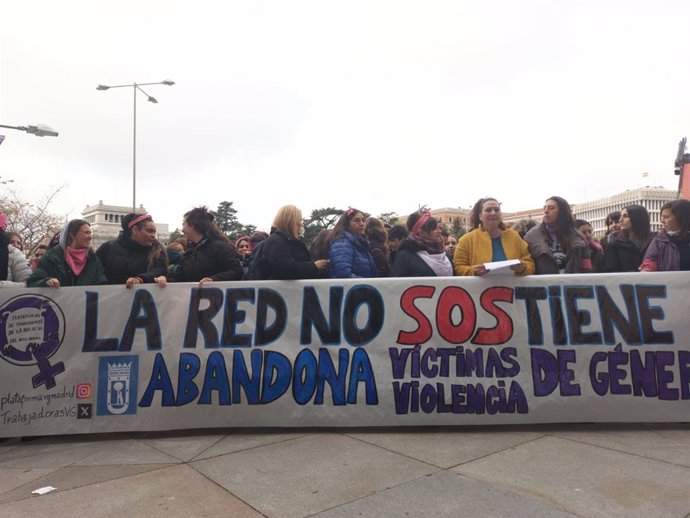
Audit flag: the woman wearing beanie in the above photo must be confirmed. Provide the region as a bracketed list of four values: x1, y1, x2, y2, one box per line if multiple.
[28, 219, 107, 287]
[0, 213, 31, 287]
[96, 213, 168, 288]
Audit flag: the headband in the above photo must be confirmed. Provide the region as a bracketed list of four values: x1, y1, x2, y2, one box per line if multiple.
[345, 206, 358, 217]
[412, 209, 432, 235]
[128, 214, 152, 229]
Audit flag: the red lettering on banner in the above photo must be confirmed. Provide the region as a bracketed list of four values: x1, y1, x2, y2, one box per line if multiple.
[397, 286, 435, 345]
[473, 287, 514, 345]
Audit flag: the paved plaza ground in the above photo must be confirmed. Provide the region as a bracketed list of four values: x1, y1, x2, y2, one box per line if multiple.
[0, 423, 688, 517]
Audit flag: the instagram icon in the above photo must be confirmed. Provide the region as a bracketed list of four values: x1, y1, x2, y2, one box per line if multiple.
[77, 383, 92, 400]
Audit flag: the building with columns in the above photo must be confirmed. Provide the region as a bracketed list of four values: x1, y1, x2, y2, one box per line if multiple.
[571, 186, 677, 236]
[408, 186, 678, 238]
[82, 201, 170, 249]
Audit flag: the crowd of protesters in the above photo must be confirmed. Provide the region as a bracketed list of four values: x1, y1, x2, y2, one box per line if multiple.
[2, 195, 690, 289]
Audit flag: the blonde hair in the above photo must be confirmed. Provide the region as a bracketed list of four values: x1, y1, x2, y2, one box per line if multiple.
[272, 205, 303, 237]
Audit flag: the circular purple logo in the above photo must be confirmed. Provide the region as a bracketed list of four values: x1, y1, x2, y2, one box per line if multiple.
[0, 294, 66, 389]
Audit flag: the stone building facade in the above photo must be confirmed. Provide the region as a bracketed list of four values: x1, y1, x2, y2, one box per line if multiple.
[82, 201, 170, 249]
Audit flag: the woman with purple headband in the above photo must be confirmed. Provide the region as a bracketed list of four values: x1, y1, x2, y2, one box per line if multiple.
[96, 213, 168, 288]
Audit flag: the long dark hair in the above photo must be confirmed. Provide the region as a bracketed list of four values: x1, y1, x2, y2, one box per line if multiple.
[622, 204, 651, 243]
[122, 213, 168, 271]
[328, 208, 362, 242]
[661, 199, 690, 237]
[545, 196, 577, 249]
[365, 217, 389, 253]
[184, 206, 229, 243]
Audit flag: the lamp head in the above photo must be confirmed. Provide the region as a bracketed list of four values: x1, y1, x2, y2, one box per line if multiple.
[161, 80, 175, 86]
[147, 96, 158, 104]
[26, 125, 59, 137]
[96, 84, 110, 90]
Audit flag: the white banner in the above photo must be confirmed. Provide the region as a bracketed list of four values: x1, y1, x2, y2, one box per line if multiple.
[1, 272, 688, 437]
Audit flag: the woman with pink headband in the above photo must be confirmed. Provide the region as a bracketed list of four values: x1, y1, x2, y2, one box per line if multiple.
[96, 213, 168, 288]
[391, 209, 453, 277]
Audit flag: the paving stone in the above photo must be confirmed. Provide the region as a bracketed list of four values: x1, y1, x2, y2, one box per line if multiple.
[315, 470, 576, 518]
[347, 428, 544, 468]
[74, 439, 181, 466]
[553, 424, 690, 467]
[138, 433, 228, 462]
[454, 435, 690, 518]
[0, 440, 114, 468]
[192, 432, 437, 518]
[191, 430, 308, 460]
[0, 464, 262, 518]
[0, 464, 172, 503]
[0, 468, 56, 494]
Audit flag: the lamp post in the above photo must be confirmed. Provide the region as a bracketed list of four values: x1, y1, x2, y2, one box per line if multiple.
[96, 80, 174, 212]
[0, 124, 59, 137]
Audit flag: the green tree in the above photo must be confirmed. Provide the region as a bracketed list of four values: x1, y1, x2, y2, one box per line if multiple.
[377, 212, 399, 225]
[168, 228, 183, 243]
[210, 201, 256, 240]
[302, 207, 343, 247]
[450, 217, 466, 238]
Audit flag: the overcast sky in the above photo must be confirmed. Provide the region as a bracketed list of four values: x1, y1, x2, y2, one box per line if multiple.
[1, 1, 688, 232]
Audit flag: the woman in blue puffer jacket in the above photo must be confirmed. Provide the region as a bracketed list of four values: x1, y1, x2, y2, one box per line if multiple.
[328, 207, 378, 278]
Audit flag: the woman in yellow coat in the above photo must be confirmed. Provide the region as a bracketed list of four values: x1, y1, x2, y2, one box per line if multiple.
[454, 197, 535, 276]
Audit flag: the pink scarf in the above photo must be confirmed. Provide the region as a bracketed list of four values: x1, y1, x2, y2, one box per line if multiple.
[65, 246, 88, 276]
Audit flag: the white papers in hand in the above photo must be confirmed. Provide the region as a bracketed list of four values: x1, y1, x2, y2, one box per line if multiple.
[483, 259, 520, 276]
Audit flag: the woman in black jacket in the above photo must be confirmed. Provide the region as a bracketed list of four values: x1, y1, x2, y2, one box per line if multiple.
[260, 205, 329, 280]
[391, 210, 453, 277]
[602, 204, 653, 272]
[96, 213, 168, 288]
[167, 206, 243, 285]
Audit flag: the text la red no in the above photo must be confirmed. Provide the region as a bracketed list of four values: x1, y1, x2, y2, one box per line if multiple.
[397, 286, 514, 346]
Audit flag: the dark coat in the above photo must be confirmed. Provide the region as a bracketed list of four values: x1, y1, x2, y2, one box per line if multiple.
[96, 235, 167, 284]
[28, 246, 107, 287]
[329, 231, 378, 278]
[601, 232, 652, 272]
[391, 239, 436, 277]
[170, 237, 243, 283]
[369, 238, 391, 277]
[262, 230, 321, 280]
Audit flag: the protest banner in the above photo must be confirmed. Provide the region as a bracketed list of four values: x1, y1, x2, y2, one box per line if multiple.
[1, 272, 688, 437]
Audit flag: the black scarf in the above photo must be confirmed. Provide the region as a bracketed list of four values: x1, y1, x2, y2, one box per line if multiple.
[0, 232, 9, 281]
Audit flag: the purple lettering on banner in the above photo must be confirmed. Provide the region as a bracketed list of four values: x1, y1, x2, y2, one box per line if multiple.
[558, 350, 581, 396]
[629, 350, 658, 397]
[531, 349, 559, 396]
[656, 351, 679, 401]
[607, 346, 632, 395]
[680, 351, 690, 400]
[589, 351, 608, 396]
[531, 349, 580, 397]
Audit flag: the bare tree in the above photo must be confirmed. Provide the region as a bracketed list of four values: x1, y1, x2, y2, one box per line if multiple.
[0, 186, 67, 257]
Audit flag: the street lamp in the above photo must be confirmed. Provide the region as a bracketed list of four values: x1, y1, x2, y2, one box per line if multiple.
[96, 79, 175, 212]
[0, 124, 59, 137]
